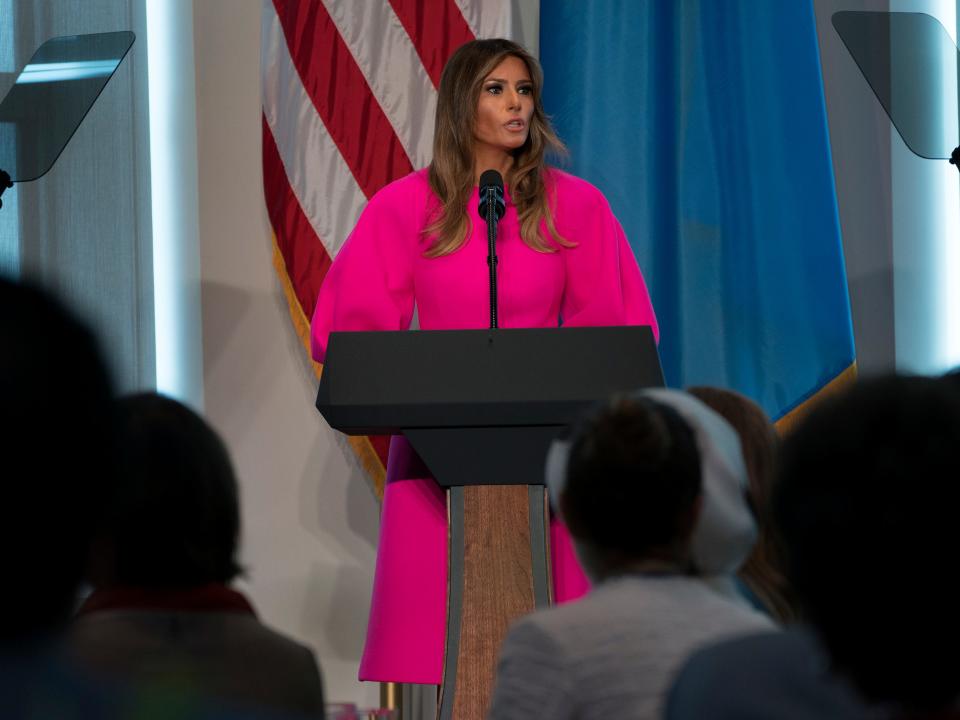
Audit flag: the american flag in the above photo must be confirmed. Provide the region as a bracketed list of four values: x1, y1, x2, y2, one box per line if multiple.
[261, 0, 525, 496]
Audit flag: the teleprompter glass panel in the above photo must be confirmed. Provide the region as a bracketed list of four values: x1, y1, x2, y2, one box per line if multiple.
[834, 11, 959, 160]
[0, 31, 134, 182]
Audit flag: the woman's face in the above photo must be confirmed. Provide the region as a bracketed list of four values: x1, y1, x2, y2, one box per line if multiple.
[473, 55, 535, 158]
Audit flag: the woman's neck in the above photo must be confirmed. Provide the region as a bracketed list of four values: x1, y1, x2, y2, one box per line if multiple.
[575, 540, 692, 584]
[473, 147, 514, 185]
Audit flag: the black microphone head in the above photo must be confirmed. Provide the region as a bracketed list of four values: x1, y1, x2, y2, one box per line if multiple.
[478, 169, 504, 191]
[478, 169, 506, 222]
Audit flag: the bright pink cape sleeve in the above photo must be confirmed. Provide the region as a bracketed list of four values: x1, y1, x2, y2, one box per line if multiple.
[554, 174, 659, 341]
[310, 181, 417, 362]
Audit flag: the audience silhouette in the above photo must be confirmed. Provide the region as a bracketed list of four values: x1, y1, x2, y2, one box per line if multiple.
[668, 375, 960, 719]
[489, 390, 771, 720]
[0, 278, 116, 650]
[7, 273, 958, 720]
[0, 278, 138, 718]
[70, 392, 326, 717]
[0, 278, 323, 719]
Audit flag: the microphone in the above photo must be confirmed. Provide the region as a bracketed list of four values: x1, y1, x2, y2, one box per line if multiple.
[477, 170, 504, 329]
[478, 169, 505, 221]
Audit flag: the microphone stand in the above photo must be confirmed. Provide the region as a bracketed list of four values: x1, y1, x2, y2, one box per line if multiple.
[0, 169, 12, 210]
[485, 187, 499, 329]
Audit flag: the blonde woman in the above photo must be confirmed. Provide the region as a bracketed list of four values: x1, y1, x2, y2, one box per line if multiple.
[311, 38, 658, 685]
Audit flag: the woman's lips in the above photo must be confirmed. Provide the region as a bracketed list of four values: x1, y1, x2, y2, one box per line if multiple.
[504, 119, 526, 132]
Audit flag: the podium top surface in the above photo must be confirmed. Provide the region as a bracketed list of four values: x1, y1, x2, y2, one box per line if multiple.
[316, 326, 663, 434]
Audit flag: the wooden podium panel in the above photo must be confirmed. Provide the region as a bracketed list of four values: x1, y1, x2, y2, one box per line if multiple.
[439, 485, 551, 720]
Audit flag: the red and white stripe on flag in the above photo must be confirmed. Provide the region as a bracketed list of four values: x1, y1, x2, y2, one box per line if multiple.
[261, 0, 520, 496]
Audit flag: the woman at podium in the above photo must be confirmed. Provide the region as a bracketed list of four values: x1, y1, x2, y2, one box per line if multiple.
[310, 38, 658, 686]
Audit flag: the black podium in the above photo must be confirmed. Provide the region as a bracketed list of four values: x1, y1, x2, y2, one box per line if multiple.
[316, 326, 663, 720]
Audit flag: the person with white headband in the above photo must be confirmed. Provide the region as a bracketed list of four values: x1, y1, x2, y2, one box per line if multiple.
[488, 389, 773, 720]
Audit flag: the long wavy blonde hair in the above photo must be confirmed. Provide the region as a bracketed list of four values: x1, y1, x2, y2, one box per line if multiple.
[425, 39, 570, 257]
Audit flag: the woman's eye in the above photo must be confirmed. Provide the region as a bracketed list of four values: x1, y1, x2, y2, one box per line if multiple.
[518, 86, 532, 95]
[486, 84, 502, 94]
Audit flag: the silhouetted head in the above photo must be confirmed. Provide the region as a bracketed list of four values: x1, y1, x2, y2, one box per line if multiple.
[775, 374, 960, 712]
[0, 277, 115, 646]
[560, 395, 702, 580]
[92, 393, 242, 588]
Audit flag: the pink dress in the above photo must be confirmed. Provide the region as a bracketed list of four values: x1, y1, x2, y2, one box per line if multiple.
[311, 168, 659, 684]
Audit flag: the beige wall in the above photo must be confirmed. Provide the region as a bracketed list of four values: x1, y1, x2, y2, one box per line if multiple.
[192, 0, 381, 707]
